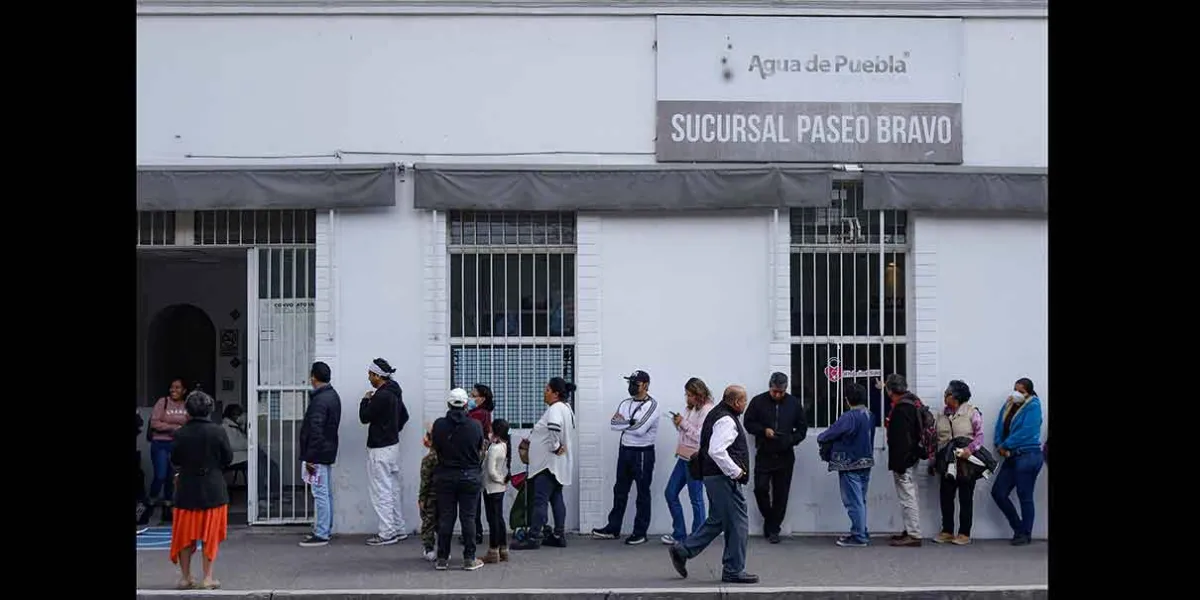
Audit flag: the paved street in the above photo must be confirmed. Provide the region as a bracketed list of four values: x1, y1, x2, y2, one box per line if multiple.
[136, 526, 1047, 593]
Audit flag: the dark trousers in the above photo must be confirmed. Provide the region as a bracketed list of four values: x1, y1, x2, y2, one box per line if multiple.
[603, 445, 656, 537]
[679, 476, 749, 578]
[939, 475, 977, 536]
[483, 491, 508, 549]
[136, 450, 147, 503]
[531, 470, 566, 540]
[149, 439, 175, 503]
[434, 468, 482, 561]
[990, 448, 1044, 537]
[752, 453, 795, 537]
[475, 495, 485, 544]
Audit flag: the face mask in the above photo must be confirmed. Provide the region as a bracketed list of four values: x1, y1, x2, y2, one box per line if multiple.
[627, 381, 640, 397]
[1010, 391, 1027, 404]
[467, 399, 477, 411]
[236, 414, 247, 428]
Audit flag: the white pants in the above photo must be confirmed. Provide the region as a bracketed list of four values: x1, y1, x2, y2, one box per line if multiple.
[367, 443, 406, 538]
[892, 468, 922, 537]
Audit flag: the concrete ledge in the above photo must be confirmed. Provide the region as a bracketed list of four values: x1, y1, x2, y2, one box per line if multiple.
[138, 585, 1049, 600]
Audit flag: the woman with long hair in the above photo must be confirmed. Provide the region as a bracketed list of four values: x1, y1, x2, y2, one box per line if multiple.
[169, 390, 233, 589]
[661, 377, 716, 545]
[482, 418, 512, 563]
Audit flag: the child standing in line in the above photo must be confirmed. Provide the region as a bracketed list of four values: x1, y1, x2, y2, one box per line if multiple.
[482, 419, 512, 563]
[418, 428, 439, 561]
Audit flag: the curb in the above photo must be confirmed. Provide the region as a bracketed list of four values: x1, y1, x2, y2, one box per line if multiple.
[137, 585, 1049, 600]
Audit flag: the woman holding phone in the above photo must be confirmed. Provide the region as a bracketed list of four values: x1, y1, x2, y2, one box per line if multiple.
[661, 377, 716, 545]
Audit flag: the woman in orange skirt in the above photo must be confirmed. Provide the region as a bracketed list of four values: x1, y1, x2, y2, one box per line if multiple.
[169, 390, 233, 589]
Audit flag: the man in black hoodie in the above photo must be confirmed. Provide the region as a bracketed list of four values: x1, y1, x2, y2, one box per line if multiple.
[430, 387, 486, 571]
[742, 372, 807, 544]
[360, 357, 411, 546]
[299, 361, 342, 547]
[882, 374, 924, 547]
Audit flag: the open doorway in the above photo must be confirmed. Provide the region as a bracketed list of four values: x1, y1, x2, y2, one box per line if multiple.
[136, 247, 250, 525]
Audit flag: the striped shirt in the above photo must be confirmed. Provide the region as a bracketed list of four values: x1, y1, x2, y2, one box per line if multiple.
[610, 395, 659, 448]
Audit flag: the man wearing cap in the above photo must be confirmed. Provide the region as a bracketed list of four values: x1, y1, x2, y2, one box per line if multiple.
[430, 388, 487, 571]
[743, 372, 807, 544]
[592, 369, 659, 546]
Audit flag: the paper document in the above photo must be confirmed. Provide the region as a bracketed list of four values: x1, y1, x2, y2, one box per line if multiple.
[301, 462, 321, 486]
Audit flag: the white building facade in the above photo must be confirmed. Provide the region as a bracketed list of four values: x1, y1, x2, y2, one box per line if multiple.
[136, 0, 1048, 540]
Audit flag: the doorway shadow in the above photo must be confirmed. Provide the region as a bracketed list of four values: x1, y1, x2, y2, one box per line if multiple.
[147, 304, 217, 400]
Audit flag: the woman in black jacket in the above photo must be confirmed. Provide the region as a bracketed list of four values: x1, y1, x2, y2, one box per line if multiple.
[169, 390, 233, 589]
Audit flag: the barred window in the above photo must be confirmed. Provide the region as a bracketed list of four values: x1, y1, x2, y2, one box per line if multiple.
[789, 181, 909, 428]
[448, 211, 577, 429]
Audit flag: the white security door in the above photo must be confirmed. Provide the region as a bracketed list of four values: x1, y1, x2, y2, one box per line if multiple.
[247, 244, 318, 524]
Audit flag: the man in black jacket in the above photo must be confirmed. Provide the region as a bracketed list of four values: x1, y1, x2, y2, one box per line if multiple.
[668, 385, 758, 584]
[299, 361, 342, 547]
[430, 388, 486, 571]
[360, 357, 411, 546]
[742, 372, 807, 544]
[882, 374, 924, 547]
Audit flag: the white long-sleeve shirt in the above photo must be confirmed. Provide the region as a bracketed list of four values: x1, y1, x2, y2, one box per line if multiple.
[484, 441, 508, 494]
[610, 395, 659, 448]
[708, 415, 744, 480]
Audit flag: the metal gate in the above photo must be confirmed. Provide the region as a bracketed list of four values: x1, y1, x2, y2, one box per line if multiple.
[789, 181, 909, 435]
[137, 208, 319, 525]
[247, 243, 318, 524]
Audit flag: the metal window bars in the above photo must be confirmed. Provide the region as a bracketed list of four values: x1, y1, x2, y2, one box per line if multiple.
[789, 181, 910, 428]
[135, 209, 316, 247]
[448, 211, 577, 429]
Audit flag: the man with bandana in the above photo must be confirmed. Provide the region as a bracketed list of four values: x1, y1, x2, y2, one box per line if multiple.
[360, 357, 411, 546]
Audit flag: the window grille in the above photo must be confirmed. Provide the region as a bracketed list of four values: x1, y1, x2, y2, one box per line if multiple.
[448, 211, 577, 429]
[195, 209, 316, 245]
[136, 211, 176, 246]
[789, 181, 910, 428]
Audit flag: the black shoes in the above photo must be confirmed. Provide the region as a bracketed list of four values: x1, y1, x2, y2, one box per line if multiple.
[721, 572, 760, 584]
[767, 533, 781, 544]
[624, 534, 647, 546]
[510, 538, 541, 551]
[668, 544, 688, 579]
[543, 534, 568, 548]
[1011, 534, 1032, 546]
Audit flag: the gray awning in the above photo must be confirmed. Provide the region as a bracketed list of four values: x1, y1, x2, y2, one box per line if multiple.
[863, 165, 1047, 214]
[413, 164, 832, 211]
[136, 164, 399, 211]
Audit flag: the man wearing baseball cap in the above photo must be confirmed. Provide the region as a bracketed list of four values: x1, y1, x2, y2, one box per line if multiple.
[592, 369, 659, 546]
[429, 388, 487, 571]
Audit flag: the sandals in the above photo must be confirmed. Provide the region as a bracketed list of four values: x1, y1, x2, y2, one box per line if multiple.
[175, 579, 195, 590]
[199, 579, 221, 590]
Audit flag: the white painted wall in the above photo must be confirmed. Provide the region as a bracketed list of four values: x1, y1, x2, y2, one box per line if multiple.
[906, 214, 1049, 539]
[323, 185, 429, 535]
[137, 13, 1047, 537]
[585, 211, 772, 535]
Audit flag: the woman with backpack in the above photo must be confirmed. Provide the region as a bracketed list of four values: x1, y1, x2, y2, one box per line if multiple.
[148, 378, 191, 519]
[880, 374, 933, 547]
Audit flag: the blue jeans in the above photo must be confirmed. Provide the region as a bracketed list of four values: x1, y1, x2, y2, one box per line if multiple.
[603, 445, 656, 537]
[310, 464, 334, 539]
[531, 470, 566, 540]
[679, 476, 749, 578]
[838, 468, 871, 543]
[664, 457, 706, 541]
[990, 448, 1044, 537]
[149, 440, 174, 503]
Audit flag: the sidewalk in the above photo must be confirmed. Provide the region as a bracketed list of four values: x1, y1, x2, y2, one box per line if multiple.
[136, 526, 1047, 599]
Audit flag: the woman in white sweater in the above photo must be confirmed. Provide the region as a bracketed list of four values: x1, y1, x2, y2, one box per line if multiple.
[482, 419, 512, 563]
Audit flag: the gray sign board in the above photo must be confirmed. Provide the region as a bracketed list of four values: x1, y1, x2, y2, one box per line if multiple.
[656, 101, 962, 164]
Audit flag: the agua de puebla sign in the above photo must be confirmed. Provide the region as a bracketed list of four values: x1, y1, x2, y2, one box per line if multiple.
[655, 16, 965, 164]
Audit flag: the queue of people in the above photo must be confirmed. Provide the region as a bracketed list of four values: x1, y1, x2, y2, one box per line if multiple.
[143, 360, 1045, 586]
